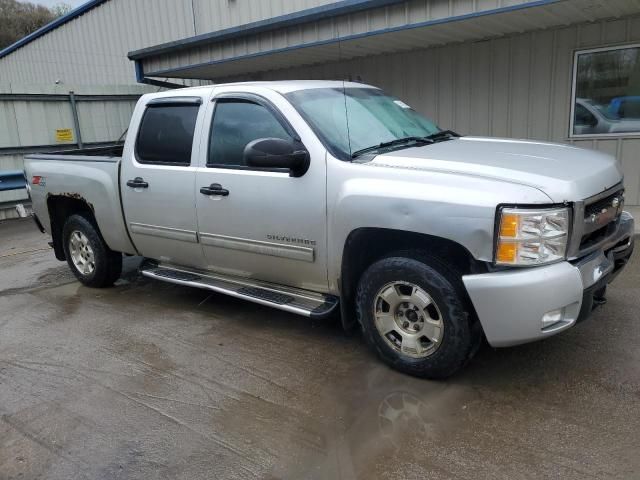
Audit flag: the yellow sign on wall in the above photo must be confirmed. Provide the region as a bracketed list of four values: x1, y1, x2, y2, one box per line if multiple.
[55, 128, 74, 142]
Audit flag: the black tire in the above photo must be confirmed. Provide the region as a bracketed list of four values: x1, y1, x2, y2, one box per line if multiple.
[356, 253, 478, 379]
[62, 214, 122, 288]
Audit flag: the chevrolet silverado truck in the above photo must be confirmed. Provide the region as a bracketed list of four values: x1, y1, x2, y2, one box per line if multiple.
[24, 81, 635, 378]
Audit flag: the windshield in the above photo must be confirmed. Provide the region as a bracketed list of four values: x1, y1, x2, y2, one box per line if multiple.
[285, 87, 440, 160]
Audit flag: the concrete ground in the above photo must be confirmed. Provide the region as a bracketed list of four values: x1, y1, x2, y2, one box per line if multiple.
[1, 218, 639, 480]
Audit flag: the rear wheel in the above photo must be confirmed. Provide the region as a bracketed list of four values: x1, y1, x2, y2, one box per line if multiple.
[356, 254, 477, 379]
[62, 214, 122, 287]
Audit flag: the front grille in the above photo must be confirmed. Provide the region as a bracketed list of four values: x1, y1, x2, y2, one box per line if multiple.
[578, 188, 624, 251]
[584, 189, 624, 219]
[579, 222, 617, 250]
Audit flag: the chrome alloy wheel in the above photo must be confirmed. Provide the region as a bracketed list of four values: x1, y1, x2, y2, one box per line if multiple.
[69, 230, 96, 275]
[373, 281, 444, 358]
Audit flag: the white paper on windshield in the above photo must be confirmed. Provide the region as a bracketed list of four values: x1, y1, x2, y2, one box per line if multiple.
[394, 100, 412, 109]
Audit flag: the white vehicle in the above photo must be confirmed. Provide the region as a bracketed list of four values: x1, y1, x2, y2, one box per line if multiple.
[574, 98, 640, 135]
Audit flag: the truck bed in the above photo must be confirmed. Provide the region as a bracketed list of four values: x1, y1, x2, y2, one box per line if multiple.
[24, 143, 136, 256]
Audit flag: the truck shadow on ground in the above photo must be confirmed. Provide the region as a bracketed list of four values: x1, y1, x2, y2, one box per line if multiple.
[6, 252, 635, 479]
[3, 218, 638, 478]
[69, 254, 637, 478]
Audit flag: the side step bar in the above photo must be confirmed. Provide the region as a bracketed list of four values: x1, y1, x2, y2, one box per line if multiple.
[140, 263, 339, 319]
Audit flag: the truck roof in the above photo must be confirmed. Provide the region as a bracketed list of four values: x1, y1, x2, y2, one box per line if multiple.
[146, 80, 377, 98]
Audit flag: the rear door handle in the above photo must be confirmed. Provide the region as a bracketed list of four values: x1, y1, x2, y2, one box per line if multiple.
[200, 183, 229, 197]
[126, 177, 149, 188]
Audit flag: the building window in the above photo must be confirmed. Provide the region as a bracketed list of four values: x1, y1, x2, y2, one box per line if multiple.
[571, 44, 640, 137]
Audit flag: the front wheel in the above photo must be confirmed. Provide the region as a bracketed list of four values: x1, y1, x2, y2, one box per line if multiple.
[356, 254, 477, 379]
[62, 214, 122, 288]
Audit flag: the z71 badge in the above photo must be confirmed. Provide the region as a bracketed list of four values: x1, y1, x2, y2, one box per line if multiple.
[31, 176, 46, 187]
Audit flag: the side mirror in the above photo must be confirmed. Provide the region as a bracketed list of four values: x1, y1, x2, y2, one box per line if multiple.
[243, 138, 310, 177]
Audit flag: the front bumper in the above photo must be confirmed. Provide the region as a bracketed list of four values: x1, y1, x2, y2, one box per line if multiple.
[462, 211, 635, 347]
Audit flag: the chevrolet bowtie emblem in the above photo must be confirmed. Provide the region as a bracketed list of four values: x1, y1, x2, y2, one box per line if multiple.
[588, 208, 608, 224]
[587, 196, 623, 225]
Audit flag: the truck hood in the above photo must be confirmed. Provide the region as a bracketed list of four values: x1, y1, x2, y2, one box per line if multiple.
[373, 137, 623, 202]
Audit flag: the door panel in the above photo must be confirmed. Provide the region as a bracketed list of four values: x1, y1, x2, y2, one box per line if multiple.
[121, 97, 205, 268]
[195, 93, 328, 291]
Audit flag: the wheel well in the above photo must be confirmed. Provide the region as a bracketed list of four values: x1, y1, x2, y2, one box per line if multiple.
[47, 195, 95, 261]
[339, 228, 487, 329]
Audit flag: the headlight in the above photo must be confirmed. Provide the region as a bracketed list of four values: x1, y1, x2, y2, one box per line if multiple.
[495, 207, 570, 266]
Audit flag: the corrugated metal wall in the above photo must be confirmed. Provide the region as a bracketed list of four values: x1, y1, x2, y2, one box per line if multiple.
[0, 0, 194, 85]
[261, 14, 640, 205]
[1, 97, 74, 148]
[192, 0, 336, 35]
[0, 84, 144, 219]
[0, 0, 337, 86]
[0, 85, 144, 148]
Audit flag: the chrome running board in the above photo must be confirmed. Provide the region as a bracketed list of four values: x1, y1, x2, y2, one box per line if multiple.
[139, 262, 339, 319]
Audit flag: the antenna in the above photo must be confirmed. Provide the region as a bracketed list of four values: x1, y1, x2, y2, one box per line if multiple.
[337, 22, 352, 158]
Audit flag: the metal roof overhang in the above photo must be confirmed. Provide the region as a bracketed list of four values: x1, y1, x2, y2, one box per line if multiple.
[132, 0, 640, 83]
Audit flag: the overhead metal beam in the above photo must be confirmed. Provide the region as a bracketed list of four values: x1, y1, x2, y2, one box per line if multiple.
[0, 93, 141, 102]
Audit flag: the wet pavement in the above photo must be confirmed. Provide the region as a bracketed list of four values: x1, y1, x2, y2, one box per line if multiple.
[1, 217, 639, 479]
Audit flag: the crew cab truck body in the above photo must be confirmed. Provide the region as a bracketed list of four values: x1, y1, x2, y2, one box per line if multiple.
[25, 81, 635, 378]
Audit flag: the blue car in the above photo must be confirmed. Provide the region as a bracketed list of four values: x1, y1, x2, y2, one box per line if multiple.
[607, 96, 640, 119]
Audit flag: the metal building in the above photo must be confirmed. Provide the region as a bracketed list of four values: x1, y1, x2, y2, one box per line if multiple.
[1, 0, 640, 218]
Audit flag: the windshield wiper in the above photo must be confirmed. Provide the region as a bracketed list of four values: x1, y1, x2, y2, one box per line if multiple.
[351, 136, 433, 159]
[424, 130, 461, 142]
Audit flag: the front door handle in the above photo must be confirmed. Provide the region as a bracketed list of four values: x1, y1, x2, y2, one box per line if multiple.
[200, 183, 229, 197]
[126, 177, 149, 188]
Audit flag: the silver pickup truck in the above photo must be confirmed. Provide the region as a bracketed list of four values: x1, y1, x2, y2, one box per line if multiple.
[24, 81, 635, 378]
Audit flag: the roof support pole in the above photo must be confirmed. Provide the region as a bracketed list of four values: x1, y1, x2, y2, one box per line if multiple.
[68, 91, 83, 149]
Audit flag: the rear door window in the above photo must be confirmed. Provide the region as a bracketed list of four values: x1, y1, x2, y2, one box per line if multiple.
[136, 104, 199, 165]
